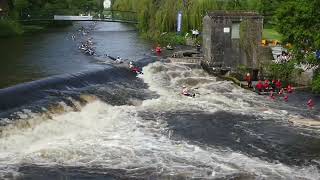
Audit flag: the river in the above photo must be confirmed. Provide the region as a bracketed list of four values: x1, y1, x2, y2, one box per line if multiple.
[0, 22, 320, 179]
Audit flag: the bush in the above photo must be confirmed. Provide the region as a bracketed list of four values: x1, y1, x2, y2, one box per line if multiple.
[0, 19, 23, 37]
[312, 73, 320, 93]
[158, 32, 186, 45]
[141, 32, 186, 46]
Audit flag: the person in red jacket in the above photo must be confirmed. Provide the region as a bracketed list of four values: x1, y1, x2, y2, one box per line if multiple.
[263, 79, 270, 92]
[255, 80, 264, 94]
[307, 99, 315, 109]
[132, 67, 143, 74]
[245, 73, 252, 88]
[155, 44, 162, 55]
[275, 79, 282, 92]
[287, 84, 293, 93]
[284, 95, 289, 102]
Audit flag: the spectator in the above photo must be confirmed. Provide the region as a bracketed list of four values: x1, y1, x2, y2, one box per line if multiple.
[275, 79, 282, 92]
[245, 73, 252, 88]
[255, 80, 264, 94]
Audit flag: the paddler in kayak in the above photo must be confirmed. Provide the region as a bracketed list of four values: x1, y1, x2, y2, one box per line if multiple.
[181, 86, 196, 98]
[115, 56, 123, 64]
[129, 61, 143, 75]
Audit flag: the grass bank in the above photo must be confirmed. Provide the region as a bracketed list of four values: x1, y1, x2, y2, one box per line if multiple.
[141, 32, 186, 46]
[263, 28, 282, 41]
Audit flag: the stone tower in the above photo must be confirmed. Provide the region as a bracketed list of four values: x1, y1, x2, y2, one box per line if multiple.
[202, 11, 263, 71]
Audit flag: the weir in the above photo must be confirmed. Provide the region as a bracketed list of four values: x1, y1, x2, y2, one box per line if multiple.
[0, 20, 320, 179]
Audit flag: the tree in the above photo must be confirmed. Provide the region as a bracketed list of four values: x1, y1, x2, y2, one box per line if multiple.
[275, 0, 320, 65]
[14, 0, 30, 18]
[275, 0, 320, 92]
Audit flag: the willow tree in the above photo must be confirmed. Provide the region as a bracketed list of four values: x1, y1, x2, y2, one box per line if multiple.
[112, 0, 262, 34]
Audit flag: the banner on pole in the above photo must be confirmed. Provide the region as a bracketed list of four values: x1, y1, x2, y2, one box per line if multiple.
[177, 11, 182, 33]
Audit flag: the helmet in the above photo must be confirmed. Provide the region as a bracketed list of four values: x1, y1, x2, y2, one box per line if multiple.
[129, 61, 133, 65]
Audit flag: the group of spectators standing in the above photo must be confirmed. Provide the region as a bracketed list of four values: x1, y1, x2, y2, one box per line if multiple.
[275, 51, 292, 64]
[245, 73, 315, 109]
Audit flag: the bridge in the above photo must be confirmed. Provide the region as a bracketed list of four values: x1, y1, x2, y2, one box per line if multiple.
[18, 10, 138, 24]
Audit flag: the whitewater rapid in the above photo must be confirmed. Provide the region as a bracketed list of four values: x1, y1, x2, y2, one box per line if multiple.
[0, 62, 319, 179]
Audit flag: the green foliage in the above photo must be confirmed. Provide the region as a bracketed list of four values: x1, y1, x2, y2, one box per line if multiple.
[263, 28, 282, 41]
[158, 32, 186, 45]
[141, 32, 186, 46]
[113, 0, 263, 34]
[12, 0, 104, 19]
[0, 19, 23, 37]
[275, 0, 320, 66]
[237, 64, 249, 75]
[267, 61, 296, 82]
[312, 73, 320, 93]
[275, 0, 320, 91]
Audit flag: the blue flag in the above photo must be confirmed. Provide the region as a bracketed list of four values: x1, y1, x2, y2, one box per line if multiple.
[316, 50, 320, 60]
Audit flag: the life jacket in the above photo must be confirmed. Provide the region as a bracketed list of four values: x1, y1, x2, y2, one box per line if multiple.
[156, 47, 161, 53]
[276, 80, 282, 88]
[287, 85, 293, 93]
[256, 83, 263, 90]
[245, 75, 252, 82]
[264, 82, 269, 89]
[307, 99, 314, 108]
[132, 67, 140, 73]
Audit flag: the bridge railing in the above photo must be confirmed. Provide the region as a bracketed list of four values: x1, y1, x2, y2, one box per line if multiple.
[17, 10, 138, 24]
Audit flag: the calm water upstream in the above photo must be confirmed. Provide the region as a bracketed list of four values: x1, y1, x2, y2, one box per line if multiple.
[0, 22, 319, 180]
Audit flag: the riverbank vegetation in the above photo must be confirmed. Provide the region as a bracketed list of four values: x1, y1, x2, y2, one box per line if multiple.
[112, 0, 281, 44]
[0, 19, 23, 37]
[274, 0, 320, 92]
[0, 0, 104, 37]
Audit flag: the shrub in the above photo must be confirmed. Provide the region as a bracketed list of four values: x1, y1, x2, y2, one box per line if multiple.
[0, 19, 23, 37]
[312, 72, 320, 93]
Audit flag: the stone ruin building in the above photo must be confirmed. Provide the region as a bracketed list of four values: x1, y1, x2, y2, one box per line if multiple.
[202, 11, 265, 75]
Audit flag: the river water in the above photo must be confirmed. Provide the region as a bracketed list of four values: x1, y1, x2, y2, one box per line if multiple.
[0, 22, 320, 179]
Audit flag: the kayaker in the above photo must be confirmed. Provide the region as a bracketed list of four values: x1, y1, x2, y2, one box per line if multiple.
[181, 86, 195, 98]
[307, 99, 315, 109]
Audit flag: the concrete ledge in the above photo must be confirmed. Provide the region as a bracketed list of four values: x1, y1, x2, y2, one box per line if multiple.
[168, 57, 202, 64]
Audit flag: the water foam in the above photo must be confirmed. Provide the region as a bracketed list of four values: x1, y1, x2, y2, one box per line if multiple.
[0, 61, 319, 179]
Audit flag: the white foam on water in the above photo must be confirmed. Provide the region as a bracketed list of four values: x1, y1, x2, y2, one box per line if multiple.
[0, 62, 319, 179]
[0, 101, 319, 179]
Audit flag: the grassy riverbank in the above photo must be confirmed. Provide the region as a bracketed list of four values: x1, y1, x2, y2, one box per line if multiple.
[142, 32, 186, 46]
[263, 28, 282, 41]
